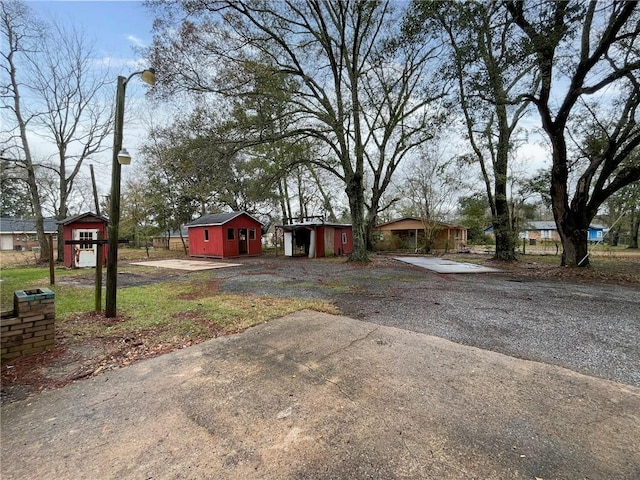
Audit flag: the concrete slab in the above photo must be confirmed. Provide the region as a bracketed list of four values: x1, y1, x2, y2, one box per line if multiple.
[130, 259, 242, 271]
[395, 256, 501, 273]
[2, 311, 638, 479]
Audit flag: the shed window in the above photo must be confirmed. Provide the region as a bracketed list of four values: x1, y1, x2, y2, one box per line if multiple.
[204, 229, 209, 242]
[249, 228, 256, 240]
[227, 228, 235, 240]
[79, 231, 94, 250]
[342, 232, 347, 244]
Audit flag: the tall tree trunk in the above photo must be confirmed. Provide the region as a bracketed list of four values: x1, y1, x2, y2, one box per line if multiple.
[557, 218, 590, 266]
[8, 46, 49, 262]
[493, 110, 515, 261]
[345, 172, 368, 262]
[629, 209, 639, 249]
[365, 211, 377, 252]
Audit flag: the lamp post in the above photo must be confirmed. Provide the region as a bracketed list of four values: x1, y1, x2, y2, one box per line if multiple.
[105, 68, 156, 318]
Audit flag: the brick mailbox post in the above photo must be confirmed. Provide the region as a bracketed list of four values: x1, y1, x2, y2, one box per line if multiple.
[1, 288, 55, 361]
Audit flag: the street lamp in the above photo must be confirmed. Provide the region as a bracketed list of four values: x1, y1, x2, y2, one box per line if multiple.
[105, 68, 156, 318]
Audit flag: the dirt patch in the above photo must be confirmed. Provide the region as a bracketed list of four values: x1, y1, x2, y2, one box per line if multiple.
[176, 278, 221, 299]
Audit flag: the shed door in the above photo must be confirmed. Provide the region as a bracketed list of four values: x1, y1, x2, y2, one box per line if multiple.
[238, 228, 248, 254]
[73, 229, 98, 268]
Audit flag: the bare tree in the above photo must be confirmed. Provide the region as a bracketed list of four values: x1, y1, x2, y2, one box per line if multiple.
[2, 1, 112, 263]
[397, 143, 468, 253]
[0, 1, 49, 260]
[29, 22, 112, 262]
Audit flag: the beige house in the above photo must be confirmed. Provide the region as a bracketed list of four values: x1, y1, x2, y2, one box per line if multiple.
[374, 217, 468, 253]
[152, 228, 189, 251]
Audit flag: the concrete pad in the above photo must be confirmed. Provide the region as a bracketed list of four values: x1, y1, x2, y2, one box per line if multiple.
[395, 256, 501, 273]
[130, 259, 242, 271]
[2, 311, 638, 479]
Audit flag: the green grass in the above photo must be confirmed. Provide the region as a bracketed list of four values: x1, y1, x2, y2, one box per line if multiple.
[0, 267, 87, 312]
[1, 264, 338, 348]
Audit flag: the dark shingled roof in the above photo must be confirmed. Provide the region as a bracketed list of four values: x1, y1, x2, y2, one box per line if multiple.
[57, 212, 108, 226]
[0, 217, 58, 233]
[187, 211, 262, 227]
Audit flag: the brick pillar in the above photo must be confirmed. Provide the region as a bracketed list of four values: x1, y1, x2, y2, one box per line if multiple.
[1, 288, 55, 361]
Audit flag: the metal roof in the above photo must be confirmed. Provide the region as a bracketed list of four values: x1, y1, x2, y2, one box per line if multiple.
[0, 217, 58, 233]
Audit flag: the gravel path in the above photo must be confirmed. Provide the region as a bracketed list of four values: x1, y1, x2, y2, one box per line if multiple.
[206, 255, 640, 387]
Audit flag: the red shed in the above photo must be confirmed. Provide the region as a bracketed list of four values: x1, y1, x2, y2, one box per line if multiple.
[58, 212, 108, 268]
[187, 211, 263, 259]
[276, 222, 353, 258]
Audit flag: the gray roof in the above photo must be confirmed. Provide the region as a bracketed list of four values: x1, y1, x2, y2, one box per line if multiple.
[523, 221, 607, 231]
[153, 227, 189, 238]
[525, 221, 557, 230]
[57, 212, 107, 226]
[187, 211, 262, 227]
[0, 217, 58, 233]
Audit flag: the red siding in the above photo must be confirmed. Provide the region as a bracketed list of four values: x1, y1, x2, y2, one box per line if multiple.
[334, 227, 353, 256]
[315, 226, 325, 257]
[189, 214, 262, 259]
[62, 220, 108, 268]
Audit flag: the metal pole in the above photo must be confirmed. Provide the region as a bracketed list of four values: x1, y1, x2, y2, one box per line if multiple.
[105, 76, 126, 317]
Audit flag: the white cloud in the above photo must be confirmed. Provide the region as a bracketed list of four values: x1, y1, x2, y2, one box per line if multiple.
[126, 34, 147, 48]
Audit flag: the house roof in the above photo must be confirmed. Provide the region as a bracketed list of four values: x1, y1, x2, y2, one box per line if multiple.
[522, 221, 607, 231]
[375, 217, 467, 230]
[187, 211, 263, 228]
[153, 227, 189, 238]
[57, 212, 108, 226]
[0, 217, 58, 234]
[524, 221, 557, 230]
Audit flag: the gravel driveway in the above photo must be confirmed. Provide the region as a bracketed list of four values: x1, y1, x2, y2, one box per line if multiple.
[203, 255, 640, 387]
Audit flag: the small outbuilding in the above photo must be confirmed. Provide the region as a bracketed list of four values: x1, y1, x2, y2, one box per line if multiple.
[187, 211, 263, 259]
[58, 212, 108, 268]
[276, 221, 353, 258]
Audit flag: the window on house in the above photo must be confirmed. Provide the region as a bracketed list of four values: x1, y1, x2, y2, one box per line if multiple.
[541, 230, 552, 239]
[249, 228, 256, 240]
[204, 229, 209, 242]
[342, 232, 347, 244]
[227, 228, 235, 240]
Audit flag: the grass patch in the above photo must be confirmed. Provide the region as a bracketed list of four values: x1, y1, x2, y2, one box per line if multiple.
[58, 279, 338, 346]
[0, 267, 88, 311]
[1, 264, 338, 348]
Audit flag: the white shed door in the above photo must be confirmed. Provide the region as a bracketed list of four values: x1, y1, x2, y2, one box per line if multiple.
[73, 229, 99, 267]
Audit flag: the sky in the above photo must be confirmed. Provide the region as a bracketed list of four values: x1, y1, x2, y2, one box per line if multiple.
[18, 1, 551, 216]
[31, 0, 154, 67]
[25, 1, 160, 199]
